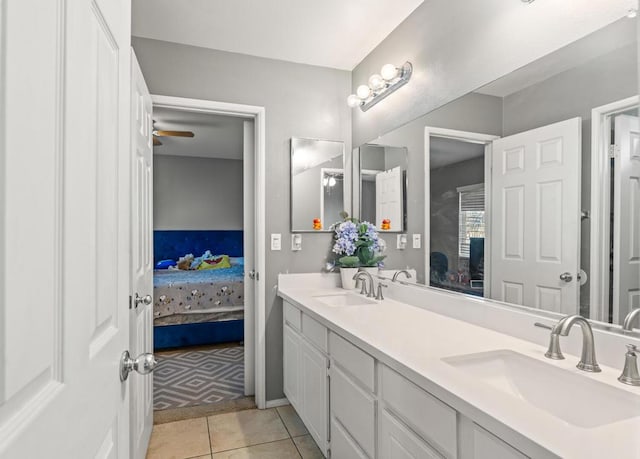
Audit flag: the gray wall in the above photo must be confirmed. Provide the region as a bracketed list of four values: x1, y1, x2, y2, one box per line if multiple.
[351, 0, 627, 146]
[133, 37, 352, 402]
[360, 93, 503, 283]
[154, 155, 243, 230]
[430, 157, 485, 275]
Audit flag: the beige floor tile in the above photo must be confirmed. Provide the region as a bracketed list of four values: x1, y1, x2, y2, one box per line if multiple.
[276, 405, 308, 437]
[292, 435, 324, 459]
[211, 439, 301, 459]
[146, 417, 211, 459]
[208, 408, 290, 453]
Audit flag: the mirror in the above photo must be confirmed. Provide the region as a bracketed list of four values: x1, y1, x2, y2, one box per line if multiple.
[354, 16, 638, 326]
[354, 144, 408, 232]
[291, 137, 345, 232]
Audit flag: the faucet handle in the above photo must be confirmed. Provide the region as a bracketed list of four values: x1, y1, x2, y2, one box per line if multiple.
[619, 344, 640, 386]
[534, 322, 564, 360]
[376, 283, 388, 301]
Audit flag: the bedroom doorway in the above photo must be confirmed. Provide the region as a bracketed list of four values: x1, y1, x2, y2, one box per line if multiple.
[146, 96, 266, 416]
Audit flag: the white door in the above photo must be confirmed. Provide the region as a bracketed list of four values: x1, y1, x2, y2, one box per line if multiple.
[491, 118, 581, 313]
[613, 115, 640, 323]
[0, 0, 133, 457]
[130, 52, 155, 458]
[243, 120, 256, 396]
[299, 339, 329, 455]
[376, 166, 403, 231]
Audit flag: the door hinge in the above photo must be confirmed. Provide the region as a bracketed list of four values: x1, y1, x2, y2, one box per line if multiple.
[129, 295, 133, 310]
[609, 144, 619, 158]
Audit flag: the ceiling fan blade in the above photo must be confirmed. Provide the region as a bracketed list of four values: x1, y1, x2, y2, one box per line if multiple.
[153, 130, 195, 138]
[153, 137, 162, 146]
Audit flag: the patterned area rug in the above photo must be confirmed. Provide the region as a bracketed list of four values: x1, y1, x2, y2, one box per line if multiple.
[154, 345, 244, 411]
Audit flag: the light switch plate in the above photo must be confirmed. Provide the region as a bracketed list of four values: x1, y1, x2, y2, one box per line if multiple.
[271, 233, 282, 251]
[412, 233, 421, 249]
[397, 234, 407, 250]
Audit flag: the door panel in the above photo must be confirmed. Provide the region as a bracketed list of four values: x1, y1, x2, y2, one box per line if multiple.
[300, 339, 328, 453]
[0, 0, 132, 457]
[613, 115, 640, 322]
[491, 118, 581, 314]
[131, 52, 154, 459]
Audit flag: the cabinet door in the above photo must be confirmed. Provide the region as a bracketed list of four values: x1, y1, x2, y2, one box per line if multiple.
[379, 409, 443, 459]
[283, 323, 301, 411]
[331, 417, 369, 459]
[300, 338, 329, 454]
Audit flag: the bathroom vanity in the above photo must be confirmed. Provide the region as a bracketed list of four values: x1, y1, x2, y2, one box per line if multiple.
[278, 273, 640, 459]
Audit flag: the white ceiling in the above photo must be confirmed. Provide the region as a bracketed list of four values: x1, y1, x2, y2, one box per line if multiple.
[429, 137, 485, 170]
[131, 0, 424, 70]
[153, 107, 247, 160]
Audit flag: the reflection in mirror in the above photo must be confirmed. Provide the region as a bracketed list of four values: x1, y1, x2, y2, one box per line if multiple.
[356, 16, 638, 327]
[357, 144, 408, 232]
[291, 137, 345, 232]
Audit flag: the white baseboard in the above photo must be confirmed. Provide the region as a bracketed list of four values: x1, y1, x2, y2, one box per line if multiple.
[265, 398, 289, 409]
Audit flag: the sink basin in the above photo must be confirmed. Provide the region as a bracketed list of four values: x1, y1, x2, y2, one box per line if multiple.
[443, 350, 640, 428]
[312, 293, 377, 307]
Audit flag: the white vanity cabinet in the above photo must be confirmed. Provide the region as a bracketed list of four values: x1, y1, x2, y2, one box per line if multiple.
[281, 297, 541, 459]
[282, 301, 330, 455]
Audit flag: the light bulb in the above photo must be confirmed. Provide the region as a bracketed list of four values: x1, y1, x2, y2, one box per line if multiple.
[347, 94, 361, 108]
[323, 177, 329, 186]
[380, 64, 398, 80]
[328, 177, 336, 187]
[368, 74, 385, 90]
[628, 8, 638, 18]
[356, 84, 371, 99]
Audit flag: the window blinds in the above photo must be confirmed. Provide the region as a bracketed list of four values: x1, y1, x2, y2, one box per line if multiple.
[458, 184, 485, 258]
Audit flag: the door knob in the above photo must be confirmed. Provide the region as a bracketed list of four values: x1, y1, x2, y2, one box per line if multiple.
[248, 270, 256, 280]
[559, 272, 573, 283]
[120, 351, 158, 381]
[134, 293, 152, 307]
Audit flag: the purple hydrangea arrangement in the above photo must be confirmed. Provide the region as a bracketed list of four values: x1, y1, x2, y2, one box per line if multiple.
[331, 213, 386, 268]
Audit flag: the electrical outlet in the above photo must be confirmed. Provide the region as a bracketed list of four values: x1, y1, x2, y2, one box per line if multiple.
[271, 233, 282, 251]
[291, 234, 302, 251]
[412, 233, 421, 249]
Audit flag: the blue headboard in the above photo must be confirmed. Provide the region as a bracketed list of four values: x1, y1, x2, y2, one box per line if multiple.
[153, 230, 244, 263]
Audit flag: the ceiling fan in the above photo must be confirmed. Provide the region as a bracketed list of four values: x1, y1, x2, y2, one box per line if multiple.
[152, 123, 194, 146]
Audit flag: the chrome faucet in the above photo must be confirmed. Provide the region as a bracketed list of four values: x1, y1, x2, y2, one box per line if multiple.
[392, 270, 412, 282]
[353, 271, 375, 298]
[539, 315, 601, 372]
[622, 308, 640, 332]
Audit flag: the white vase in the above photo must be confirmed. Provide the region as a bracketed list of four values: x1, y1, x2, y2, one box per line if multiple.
[340, 267, 359, 290]
[359, 267, 379, 277]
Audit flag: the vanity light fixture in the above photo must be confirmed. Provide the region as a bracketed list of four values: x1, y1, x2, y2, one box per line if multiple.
[347, 62, 413, 112]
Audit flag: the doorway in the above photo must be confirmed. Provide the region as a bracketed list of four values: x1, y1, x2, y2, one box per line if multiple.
[139, 95, 267, 418]
[590, 96, 640, 324]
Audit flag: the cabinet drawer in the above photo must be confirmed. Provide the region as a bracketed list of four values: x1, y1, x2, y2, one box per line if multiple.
[381, 365, 457, 458]
[472, 424, 528, 459]
[302, 313, 327, 352]
[379, 409, 443, 459]
[329, 332, 375, 391]
[331, 364, 376, 458]
[331, 418, 369, 459]
[283, 301, 301, 331]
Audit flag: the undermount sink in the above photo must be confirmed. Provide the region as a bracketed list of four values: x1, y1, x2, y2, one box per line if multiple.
[443, 350, 640, 428]
[312, 293, 377, 307]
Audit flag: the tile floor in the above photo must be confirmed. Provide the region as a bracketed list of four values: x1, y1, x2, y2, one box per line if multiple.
[146, 405, 324, 459]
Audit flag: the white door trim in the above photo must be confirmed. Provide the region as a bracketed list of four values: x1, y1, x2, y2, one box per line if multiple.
[424, 127, 499, 289]
[150, 94, 267, 409]
[590, 96, 640, 322]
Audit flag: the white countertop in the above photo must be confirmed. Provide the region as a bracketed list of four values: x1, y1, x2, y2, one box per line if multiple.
[278, 275, 640, 459]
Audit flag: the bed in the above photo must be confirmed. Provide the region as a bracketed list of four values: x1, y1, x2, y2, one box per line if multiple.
[153, 230, 245, 349]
